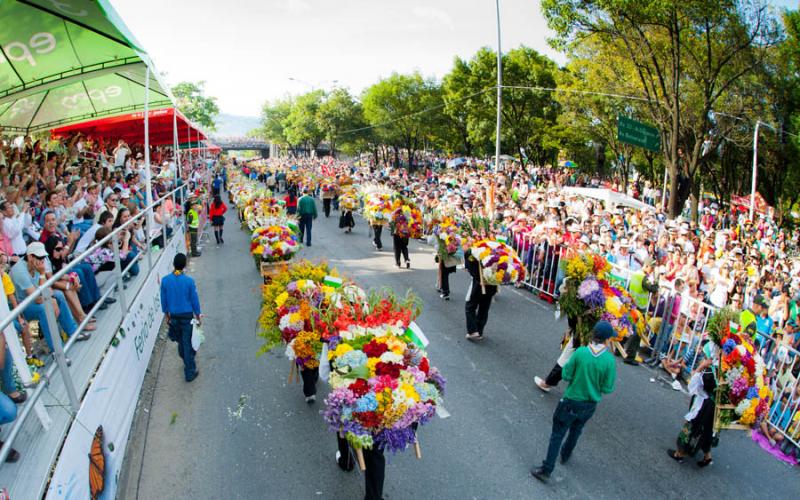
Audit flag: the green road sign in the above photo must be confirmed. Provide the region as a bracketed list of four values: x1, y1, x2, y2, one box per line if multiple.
[618, 115, 660, 152]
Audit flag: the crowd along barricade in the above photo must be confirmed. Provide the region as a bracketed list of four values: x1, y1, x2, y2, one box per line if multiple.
[0, 183, 187, 498]
[765, 347, 800, 448]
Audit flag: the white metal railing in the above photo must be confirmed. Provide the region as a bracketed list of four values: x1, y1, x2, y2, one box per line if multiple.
[0, 183, 187, 465]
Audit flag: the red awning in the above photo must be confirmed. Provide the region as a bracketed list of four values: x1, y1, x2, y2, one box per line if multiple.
[50, 108, 207, 146]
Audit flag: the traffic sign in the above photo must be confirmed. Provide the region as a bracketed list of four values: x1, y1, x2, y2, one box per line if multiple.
[618, 115, 660, 152]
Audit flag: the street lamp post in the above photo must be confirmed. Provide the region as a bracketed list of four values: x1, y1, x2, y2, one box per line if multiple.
[494, 0, 503, 171]
[750, 120, 761, 221]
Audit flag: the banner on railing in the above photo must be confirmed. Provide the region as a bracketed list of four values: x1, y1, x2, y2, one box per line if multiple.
[45, 228, 184, 500]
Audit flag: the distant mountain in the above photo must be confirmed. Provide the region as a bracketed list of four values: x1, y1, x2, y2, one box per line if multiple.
[213, 113, 261, 138]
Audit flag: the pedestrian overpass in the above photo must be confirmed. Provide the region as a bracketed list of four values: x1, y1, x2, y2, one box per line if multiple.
[214, 137, 271, 158]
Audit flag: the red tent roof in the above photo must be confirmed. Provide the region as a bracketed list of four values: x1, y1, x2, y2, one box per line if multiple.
[50, 108, 207, 146]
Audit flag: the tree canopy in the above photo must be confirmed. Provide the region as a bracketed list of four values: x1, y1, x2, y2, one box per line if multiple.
[172, 81, 220, 132]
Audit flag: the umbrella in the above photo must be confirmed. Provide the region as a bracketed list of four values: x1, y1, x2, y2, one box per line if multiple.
[559, 160, 577, 168]
[446, 158, 467, 168]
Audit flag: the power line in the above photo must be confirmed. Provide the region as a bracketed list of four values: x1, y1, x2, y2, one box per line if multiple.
[337, 87, 495, 136]
[500, 85, 656, 103]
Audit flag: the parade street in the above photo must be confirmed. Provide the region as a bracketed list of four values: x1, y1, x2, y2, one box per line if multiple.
[119, 200, 799, 500]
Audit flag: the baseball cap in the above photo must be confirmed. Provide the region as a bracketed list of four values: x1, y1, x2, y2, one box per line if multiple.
[592, 320, 616, 341]
[26, 242, 47, 258]
[753, 296, 768, 308]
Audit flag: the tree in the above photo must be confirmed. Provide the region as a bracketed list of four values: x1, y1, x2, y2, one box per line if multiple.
[257, 96, 294, 146]
[542, 0, 780, 218]
[361, 72, 441, 169]
[316, 88, 364, 157]
[172, 81, 220, 132]
[441, 47, 562, 163]
[283, 90, 326, 154]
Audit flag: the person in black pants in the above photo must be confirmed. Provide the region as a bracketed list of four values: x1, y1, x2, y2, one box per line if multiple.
[300, 366, 319, 403]
[393, 234, 410, 268]
[335, 437, 385, 500]
[322, 197, 333, 218]
[464, 253, 497, 341]
[437, 258, 456, 300]
[372, 224, 383, 250]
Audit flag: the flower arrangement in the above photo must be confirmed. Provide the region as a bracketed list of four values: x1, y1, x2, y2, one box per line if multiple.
[257, 261, 335, 353]
[558, 254, 645, 344]
[251, 225, 300, 262]
[321, 289, 445, 454]
[390, 201, 423, 239]
[339, 190, 358, 211]
[320, 179, 337, 192]
[431, 216, 462, 261]
[360, 184, 395, 225]
[469, 239, 525, 285]
[716, 325, 773, 427]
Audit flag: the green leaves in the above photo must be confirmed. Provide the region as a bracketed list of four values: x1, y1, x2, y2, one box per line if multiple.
[172, 81, 219, 132]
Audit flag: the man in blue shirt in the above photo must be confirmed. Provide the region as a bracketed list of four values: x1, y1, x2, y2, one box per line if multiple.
[160, 253, 202, 382]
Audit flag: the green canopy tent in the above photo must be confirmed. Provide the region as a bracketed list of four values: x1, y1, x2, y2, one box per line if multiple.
[0, 0, 173, 133]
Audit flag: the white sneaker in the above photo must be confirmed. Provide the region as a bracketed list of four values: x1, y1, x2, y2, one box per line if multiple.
[534, 376, 551, 393]
[305, 395, 316, 404]
[671, 380, 682, 391]
[336, 450, 341, 463]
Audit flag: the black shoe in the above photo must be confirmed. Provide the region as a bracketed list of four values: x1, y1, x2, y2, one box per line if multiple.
[99, 303, 108, 311]
[530, 467, 550, 483]
[192, 252, 202, 257]
[104, 298, 117, 305]
[440, 294, 450, 300]
[697, 458, 713, 468]
[0, 441, 20, 463]
[623, 359, 640, 366]
[9, 391, 27, 404]
[406, 261, 410, 269]
[186, 371, 199, 382]
[667, 449, 684, 463]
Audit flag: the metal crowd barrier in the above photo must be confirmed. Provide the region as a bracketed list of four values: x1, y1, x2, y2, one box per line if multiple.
[506, 230, 566, 300]
[0, 183, 186, 465]
[766, 349, 800, 448]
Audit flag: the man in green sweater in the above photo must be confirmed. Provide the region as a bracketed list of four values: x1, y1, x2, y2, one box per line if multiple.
[531, 320, 617, 483]
[296, 189, 317, 246]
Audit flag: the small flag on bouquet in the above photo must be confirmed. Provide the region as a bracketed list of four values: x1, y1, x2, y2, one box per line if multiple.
[323, 275, 343, 288]
[404, 321, 429, 348]
[496, 235, 507, 244]
[287, 221, 299, 234]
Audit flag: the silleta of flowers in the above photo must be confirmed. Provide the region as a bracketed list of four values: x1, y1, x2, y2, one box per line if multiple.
[469, 239, 525, 285]
[360, 185, 394, 225]
[251, 225, 300, 262]
[320, 179, 337, 193]
[559, 253, 645, 344]
[322, 289, 446, 453]
[709, 316, 773, 428]
[339, 189, 359, 211]
[258, 261, 334, 353]
[431, 216, 462, 261]
[390, 201, 423, 239]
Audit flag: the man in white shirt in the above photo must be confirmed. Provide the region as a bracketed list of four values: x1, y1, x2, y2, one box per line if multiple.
[113, 140, 130, 168]
[2, 200, 28, 256]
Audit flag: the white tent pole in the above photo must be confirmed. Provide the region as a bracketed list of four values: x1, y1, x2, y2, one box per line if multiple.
[144, 66, 154, 269]
[173, 108, 180, 205]
[173, 109, 180, 179]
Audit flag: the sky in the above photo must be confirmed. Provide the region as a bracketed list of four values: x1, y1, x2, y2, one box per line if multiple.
[111, 0, 798, 118]
[111, 0, 561, 116]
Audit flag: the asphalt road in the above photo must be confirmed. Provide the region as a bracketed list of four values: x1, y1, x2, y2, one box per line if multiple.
[120, 198, 800, 500]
